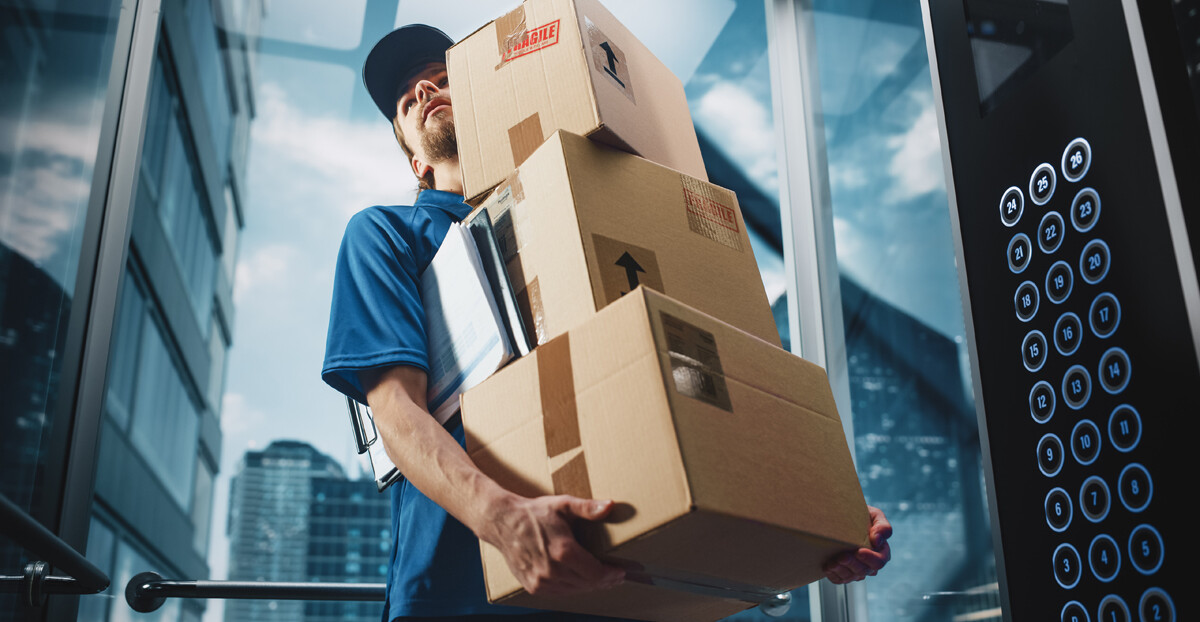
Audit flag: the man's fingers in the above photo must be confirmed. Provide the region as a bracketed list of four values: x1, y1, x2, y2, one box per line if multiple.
[560, 496, 614, 521]
[554, 538, 625, 586]
[867, 506, 893, 548]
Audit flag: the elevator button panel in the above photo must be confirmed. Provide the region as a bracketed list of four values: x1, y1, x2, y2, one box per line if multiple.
[992, 138, 1176, 618]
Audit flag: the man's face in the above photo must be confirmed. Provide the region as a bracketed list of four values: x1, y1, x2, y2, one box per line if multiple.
[395, 62, 456, 176]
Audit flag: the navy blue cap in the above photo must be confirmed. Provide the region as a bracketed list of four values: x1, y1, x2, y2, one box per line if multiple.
[363, 25, 454, 121]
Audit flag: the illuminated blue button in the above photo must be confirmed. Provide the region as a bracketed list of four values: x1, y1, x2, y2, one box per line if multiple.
[1088, 534, 1121, 582]
[1062, 365, 1092, 410]
[1053, 543, 1082, 589]
[1055, 312, 1083, 356]
[1062, 137, 1092, 182]
[1031, 163, 1057, 205]
[1071, 187, 1101, 232]
[1139, 587, 1175, 622]
[1030, 380, 1056, 423]
[1046, 487, 1073, 532]
[1081, 239, 1111, 284]
[1080, 475, 1111, 523]
[1023, 329, 1049, 372]
[1039, 433, 1065, 477]
[1062, 600, 1090, 622]
[1040, 211, 1066, 254]
[1000, 186, 1025, 227]
[1118, 463, 1153, 513]
[1046, 261, 1074, 304]
[1108, 405, 1142, 452]
[1008, 233, 1033, 273]
[1098, 595, 1131, 622]
[1071, 419, 1102, 466]
[1089, 292, 1121, 338]
[1099, 347, 1131, 394]
[1015, 281, 1040, 322]
[1128, 525, 1164, 576]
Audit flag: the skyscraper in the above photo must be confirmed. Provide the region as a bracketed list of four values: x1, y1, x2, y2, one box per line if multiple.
[225, 441, 390, 622]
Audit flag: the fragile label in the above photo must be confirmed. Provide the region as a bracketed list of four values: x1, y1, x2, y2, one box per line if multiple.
[591, 234, 664, 307]
[499, 18, 561, 65]
[681, 175, 742, 252]
[585, 17, 635, 103]
[661, 312, 732, 412]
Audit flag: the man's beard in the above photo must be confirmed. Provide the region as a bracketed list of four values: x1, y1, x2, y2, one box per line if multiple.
[420, 113, 458, 164]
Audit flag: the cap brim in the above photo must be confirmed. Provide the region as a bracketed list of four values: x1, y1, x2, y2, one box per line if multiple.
[363, 25, 454, 121]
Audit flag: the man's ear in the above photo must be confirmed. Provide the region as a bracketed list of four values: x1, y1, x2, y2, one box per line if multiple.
[411, 157, 432, 180]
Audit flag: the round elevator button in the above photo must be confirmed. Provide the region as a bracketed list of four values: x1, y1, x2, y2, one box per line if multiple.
[1063, 365, 1092, 410]
[1139, 587, 1175, 622]
[1080, 475, 1111, 523]
[1008, 233, 1033, 273]
[1109, 405, 1142, 452]
[1071, 419, 1102, 466]
[1071, 187, 1101, 232]
[1089, 534, 1121, 582]
[1098, 595, 1131, 622]
[1081, 239, 1111, 284]
[1046, 487, 1073, 532]
[1016, 281, 1040, 322]
[1039, 433, 1066, 477]
[1129, 525, 1164, 576]
[1055, 312, 1083, 356]
[1062, 137, 1092, 182]
[1061, 601, 1090, 622]
[1118, 464, 1153, 513]
[1040, 211, 1067, 254]
[1030, 381, 1056, 423]
[1046, 261, 1075, 304]
[1053, 543, 1082, 589]
[1099, 347, 1131, 394]
[1000, 186, 1025, 227]
[1023, 330, 1049, 372]
[1031, 163, 1057, 205]
[1089, 293, 1121, 338]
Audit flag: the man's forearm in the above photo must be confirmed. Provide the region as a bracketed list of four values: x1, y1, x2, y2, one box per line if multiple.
[364, 366, 515, 545]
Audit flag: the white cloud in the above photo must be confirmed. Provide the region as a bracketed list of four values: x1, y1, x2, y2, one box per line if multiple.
[692, 81, 779, 195]
[233, 242, 300, 303]
[249, 82, 414, 221]
[885, 102, 944, 202]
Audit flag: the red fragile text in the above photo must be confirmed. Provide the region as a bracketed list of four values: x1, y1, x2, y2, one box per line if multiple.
[502, 20, 561, 63]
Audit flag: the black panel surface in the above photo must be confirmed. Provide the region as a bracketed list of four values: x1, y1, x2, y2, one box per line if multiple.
[928, 0, 1195, 619]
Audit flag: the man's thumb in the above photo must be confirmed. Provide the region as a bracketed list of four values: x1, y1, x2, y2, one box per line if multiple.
[566, 498, 614, 521]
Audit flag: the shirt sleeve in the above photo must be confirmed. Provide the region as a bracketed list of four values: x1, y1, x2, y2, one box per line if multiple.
[322, 209, 428, 404]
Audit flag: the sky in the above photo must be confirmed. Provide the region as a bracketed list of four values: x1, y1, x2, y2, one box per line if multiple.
[199, 2, 960, 621]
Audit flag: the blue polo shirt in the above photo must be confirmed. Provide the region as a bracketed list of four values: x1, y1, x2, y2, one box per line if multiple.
[321, 189, 537, 619]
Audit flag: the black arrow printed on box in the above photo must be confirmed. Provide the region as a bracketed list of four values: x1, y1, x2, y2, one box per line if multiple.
[615, 251, 643, 292]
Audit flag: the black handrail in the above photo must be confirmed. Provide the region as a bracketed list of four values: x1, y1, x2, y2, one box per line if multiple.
[125, 572, 385, 613]
[0, 492, 110, 605]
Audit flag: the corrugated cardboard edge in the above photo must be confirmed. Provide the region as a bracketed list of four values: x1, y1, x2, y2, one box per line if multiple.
[565, 0, 605, 146]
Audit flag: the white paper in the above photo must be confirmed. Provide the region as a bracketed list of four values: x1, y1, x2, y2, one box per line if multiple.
[421, 223, 515, 423]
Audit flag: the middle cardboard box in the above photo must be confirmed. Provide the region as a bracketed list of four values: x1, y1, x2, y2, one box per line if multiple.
[476, 130, 781, 348]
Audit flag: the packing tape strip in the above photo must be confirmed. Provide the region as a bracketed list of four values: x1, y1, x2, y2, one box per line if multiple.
[536, 333, 593, 499]
[494, 5, 527, 68]
[507, 113, 544, 167]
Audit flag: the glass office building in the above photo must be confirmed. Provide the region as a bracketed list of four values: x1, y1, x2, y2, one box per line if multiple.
[1, 1, 1001, 621]
[224, 441, 390, 622]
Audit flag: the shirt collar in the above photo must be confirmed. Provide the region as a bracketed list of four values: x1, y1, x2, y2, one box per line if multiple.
[414, 188, 472, 221]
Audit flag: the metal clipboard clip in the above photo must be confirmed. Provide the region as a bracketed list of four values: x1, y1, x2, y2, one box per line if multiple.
[346, 397, 403, 491]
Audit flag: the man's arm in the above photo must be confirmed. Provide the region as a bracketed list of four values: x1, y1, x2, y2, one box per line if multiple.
[361, 364, 626, 596]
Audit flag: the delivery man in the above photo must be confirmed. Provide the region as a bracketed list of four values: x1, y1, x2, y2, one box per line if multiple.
[321, 24, 893, 622]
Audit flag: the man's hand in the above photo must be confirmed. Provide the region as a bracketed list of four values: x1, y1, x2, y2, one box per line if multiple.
[822, 505, 893, 584]
[483, 495, 626, 596]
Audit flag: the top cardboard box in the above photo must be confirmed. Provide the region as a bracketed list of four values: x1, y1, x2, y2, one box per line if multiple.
[447, 0, 708, 203]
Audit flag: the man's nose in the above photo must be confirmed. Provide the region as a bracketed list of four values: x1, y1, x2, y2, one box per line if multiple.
[414, 79, 439, 101]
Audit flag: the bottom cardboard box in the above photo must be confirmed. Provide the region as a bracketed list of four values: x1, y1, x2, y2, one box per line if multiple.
[461, 287, 870, 622]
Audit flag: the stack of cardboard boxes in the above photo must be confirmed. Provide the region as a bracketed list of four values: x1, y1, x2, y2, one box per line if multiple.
[447, 1, 871, 620]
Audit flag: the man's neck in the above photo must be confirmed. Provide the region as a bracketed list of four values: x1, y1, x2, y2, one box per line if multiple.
[431, 159, 464, 196]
